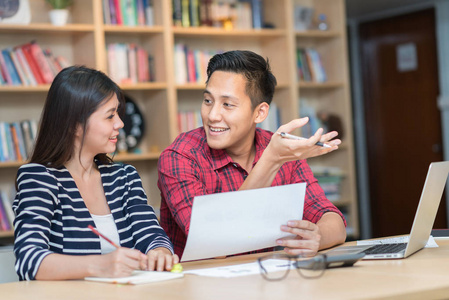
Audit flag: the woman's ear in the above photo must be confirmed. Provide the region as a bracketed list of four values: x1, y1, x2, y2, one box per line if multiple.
[254, 102, 270, 124]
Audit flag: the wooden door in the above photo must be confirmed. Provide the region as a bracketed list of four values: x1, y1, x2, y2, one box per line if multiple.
[359, 8, 446, 238]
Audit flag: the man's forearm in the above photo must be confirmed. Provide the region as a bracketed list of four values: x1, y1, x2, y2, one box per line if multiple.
[317, 212, 347, 250]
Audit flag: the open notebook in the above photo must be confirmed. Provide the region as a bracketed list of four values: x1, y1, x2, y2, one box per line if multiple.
[85, 270, 183, 285]
[328, 161, 449, 260]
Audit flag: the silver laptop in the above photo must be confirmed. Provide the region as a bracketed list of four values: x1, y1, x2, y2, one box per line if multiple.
[329, 161, 449, 260]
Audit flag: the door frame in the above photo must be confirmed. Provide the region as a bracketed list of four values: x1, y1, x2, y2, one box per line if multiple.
[348, 0, 449, 239]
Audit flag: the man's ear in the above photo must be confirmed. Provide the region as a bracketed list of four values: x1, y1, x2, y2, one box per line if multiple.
[254, 102, 270, 124]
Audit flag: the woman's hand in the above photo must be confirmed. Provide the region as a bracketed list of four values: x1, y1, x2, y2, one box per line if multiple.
[146, 247, 180, 271]
[96, 247, 148, 278]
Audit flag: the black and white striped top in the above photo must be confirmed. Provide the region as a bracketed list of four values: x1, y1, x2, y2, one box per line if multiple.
[13, 162, 173, 281]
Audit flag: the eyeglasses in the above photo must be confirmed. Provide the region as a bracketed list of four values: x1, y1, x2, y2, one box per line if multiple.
[257, 253, 327, 281]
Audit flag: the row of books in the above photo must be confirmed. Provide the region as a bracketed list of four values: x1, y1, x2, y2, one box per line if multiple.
[311, 166, 344, 202]
[0, 190, 14, 232]
[296, 48, 327, 83]
[0, 41, 70, 87]
[174, 43, 221, 84]
[102, 0, 154, 26]
[178, 110, 203, 133]
[107, 43, 155, 85]
[173, 0, 264, 30]
[0, 120, 38, 163]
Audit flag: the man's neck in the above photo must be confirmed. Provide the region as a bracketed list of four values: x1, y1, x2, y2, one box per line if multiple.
[227, 144, 256, 173]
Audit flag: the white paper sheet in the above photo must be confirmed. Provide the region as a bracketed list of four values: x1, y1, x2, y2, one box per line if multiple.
[356, 235, 438, 248]
[181, 183, 306, 262]
[184, 259, 291, 278]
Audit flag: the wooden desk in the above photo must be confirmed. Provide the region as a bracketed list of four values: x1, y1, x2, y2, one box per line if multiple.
[2, 240, 449, 300]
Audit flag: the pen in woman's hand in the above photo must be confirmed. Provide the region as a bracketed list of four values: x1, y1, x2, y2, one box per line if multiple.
[88, 224, 120, 249]
[277, 132, 331, 148]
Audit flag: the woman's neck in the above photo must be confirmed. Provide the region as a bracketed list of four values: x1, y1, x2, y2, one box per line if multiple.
[65, 155, 97, 181]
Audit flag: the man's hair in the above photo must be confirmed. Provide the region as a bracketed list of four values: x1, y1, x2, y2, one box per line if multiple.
[206, 50, 277, 109]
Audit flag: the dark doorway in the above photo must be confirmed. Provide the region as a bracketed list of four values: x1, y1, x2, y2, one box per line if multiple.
[359, 8, 446, 238]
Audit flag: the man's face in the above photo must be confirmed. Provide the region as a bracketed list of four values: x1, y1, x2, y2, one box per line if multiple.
[201, 71, 259, 154]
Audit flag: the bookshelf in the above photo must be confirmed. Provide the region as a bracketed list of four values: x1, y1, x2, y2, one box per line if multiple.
[0, 0, 358, 241]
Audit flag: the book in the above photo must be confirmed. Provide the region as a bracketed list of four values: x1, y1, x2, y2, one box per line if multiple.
[0, 193, 11, 231]
[172, 0, 182, 26]
[189, 0, 200, 27]
[20, 42, 45, 84]
[12, 122, 26, 161]
[1, 49, 21, 85]
[0, 50, 14, 85]
[10, 124, 23, 162]
[144, 0, 154, 26]
[28, 41, 54, 84]
[0, 123, 9, 161]
[85, 270, 184, 285]
[251, 0, 264, 29]
[0, 191, 14, 230]
[9, 50, 28, 85]
[14, 47, 37, 86]
[199, 0, 212, 26]
[103, 0, 111, 24]
[181, 0, 190, 27]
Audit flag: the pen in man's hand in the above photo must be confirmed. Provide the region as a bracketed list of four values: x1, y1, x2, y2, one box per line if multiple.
[88, 224, 120, 248]
[277, 132, 331, 148]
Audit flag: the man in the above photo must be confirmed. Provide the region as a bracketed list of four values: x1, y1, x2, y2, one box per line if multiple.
[158, 50, 346, 258]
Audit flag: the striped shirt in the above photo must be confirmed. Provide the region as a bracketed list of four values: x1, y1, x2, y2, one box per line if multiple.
[13, 162, 173, 281]
[158, 127, 346, 257]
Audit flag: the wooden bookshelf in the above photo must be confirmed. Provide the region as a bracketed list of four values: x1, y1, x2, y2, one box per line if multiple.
[0, 0, 358, 241]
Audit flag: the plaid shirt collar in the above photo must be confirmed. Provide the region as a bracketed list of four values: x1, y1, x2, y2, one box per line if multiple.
[203, 127, 269, 171]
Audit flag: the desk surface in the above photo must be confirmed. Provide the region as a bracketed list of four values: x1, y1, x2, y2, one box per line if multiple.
[2, 239, 449, 300]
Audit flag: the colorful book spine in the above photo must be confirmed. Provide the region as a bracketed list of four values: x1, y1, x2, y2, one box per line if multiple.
[20, 43, 45, 84]
[251, 0, 264, 29]
[29, 41, 54, 84]
[15, 47, 37, 86]
[0, 191, 14, 230]
[1, 49, 21, 85]
[0, 51, 14, 85]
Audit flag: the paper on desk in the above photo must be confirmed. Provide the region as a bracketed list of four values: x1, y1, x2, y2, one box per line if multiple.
[181, 183, 306, 262]
[184, 259, 291, 278]
[356, 235, 438, 248]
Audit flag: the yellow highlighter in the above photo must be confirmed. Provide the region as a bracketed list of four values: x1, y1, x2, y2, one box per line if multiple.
[171, 263, 183, 273]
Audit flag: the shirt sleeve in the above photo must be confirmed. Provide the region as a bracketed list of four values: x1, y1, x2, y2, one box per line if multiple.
[12, 164, 58, 281]
[291, 160, 347, 226]
[157, 149, 208, 236]
[122, 165, 174, 254]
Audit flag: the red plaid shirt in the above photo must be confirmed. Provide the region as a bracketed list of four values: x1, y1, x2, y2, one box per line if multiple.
[157, 127, 346, 257]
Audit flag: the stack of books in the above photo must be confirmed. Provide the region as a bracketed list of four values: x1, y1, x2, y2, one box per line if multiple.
[102, 0, 154, 26]
[311, 166, 344, 202]
[174, 43, 221, 84]
[172, 0, 263, 30]
[177, 110, 203, 133]
[0, 120, 38, 163]
[0, 41, 70, 86]
[107, 43, 155, 85]
[296, 48, 327, 82]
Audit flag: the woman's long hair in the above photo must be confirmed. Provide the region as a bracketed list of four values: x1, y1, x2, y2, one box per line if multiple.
[30, 66, 125, 168]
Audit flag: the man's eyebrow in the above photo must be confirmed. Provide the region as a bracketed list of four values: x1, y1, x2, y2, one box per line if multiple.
[203, 89, 236, 100]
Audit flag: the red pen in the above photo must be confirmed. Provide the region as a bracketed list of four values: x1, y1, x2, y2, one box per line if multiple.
[88, 224, 120, 249]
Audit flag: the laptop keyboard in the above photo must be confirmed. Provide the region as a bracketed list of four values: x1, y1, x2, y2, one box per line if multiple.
[364, 243, 407, 255]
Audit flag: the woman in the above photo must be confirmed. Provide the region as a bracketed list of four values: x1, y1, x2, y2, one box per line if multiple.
[13, 66, 178, 281]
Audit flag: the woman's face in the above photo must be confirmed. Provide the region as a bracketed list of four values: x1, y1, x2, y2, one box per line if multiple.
[80, 94, 124, 157]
